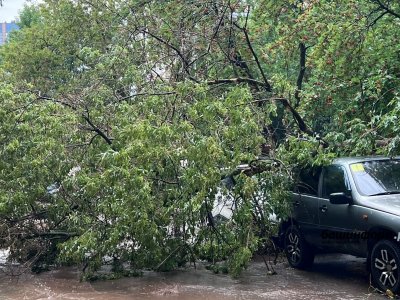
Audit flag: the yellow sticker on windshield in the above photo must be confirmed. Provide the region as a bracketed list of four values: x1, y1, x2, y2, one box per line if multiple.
[351, 163, 365, 172]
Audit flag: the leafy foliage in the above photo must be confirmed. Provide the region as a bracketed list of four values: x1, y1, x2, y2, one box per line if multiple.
[1, 0, 400, 278]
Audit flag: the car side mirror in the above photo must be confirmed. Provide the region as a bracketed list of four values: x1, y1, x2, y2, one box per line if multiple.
[329, 192, 351, 205]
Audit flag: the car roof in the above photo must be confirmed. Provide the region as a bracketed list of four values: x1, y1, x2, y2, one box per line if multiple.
[333, 156, 400, 165]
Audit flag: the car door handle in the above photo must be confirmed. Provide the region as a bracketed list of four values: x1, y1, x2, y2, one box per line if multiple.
[294, 200, 301, 207]
[319, 205, 328, 213]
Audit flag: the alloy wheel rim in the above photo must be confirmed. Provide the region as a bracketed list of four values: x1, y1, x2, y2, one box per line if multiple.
[287, 232, 301, 263]
[374, 248, 398, 288]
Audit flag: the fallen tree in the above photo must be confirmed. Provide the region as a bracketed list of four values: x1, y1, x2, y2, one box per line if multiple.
[1, 0, 400, 278]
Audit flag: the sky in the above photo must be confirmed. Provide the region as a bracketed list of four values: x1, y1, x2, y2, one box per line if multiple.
[0, 0, 38, 22]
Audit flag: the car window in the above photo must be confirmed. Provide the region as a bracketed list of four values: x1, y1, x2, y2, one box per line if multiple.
[350, 160, 400, 196]
[322, 165, 349, 198]
[294, 168, 321, 196]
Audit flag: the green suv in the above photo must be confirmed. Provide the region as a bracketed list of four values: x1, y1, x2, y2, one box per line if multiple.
[279, 157, 400, 293]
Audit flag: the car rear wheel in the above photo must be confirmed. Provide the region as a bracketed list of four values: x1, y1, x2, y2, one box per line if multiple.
[284, 225, 314, 269]
[370, 240, 400, 294]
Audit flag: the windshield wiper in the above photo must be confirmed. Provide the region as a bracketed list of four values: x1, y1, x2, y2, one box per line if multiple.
[370, 191, 400, 196]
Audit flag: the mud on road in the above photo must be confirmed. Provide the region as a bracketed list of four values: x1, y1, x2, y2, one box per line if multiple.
[0, 254, 386, 300]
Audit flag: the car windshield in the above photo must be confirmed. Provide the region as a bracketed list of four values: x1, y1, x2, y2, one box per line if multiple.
[350, 160, 400, 196]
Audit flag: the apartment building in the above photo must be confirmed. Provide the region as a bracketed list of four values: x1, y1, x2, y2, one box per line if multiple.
[0, 21, 19, 45]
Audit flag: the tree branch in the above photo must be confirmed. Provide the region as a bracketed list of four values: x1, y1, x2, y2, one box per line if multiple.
[368, 11, 389, 27]
[294, 42, 306, 108]
[372, 0, 400, 20]
[81, 113, 113, 146]
[204, 79, 325, 144]
[140, 28, 199, 82]
[234, 20, 272, 92]
[36, 94, 114, 148]
[187, 1, 230, 68]
[206, 77, 267, 86]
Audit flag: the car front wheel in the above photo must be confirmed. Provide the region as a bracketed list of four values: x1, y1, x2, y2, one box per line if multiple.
[284, 225, 314, 269]
[370, 240, 400, 294]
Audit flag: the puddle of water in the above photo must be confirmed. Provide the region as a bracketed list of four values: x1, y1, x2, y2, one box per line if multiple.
[0, 254, 385, 300]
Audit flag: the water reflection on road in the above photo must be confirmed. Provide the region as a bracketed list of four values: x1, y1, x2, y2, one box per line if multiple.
[0, 254, 385, 299]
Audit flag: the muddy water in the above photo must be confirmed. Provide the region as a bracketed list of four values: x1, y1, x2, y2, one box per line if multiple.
[0, 254, 385, 300]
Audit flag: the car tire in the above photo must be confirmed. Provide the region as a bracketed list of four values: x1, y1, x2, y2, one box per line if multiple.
[284, 225, 314, 269]
[370, 240, 400, 294]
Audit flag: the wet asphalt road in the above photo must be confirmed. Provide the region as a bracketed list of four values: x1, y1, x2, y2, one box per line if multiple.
[0, 254, 388, 299]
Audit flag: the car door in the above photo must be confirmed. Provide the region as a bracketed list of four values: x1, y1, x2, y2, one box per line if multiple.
[317, 165, 364, 254]
[292, 168, 320, 245]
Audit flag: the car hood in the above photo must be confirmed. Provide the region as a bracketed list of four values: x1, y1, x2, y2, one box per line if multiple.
[360, 195, 400, 216]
